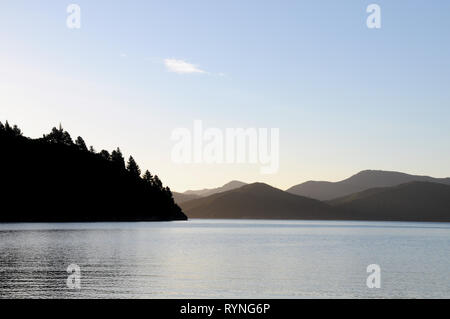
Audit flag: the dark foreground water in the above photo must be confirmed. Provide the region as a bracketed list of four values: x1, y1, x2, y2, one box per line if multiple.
[0, 219, 449, 298]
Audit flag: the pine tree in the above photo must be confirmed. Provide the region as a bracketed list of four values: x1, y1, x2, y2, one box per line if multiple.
[4, 121, 12, 134]
[43, 124, 73, 145]
[62, 131, 73, 145]
[0, 121, 22, 137]
[111, 148, 125, 169]
[142, 170, 153, 185]
[164, 186, 174, 199]
[153, 175, 163, 190]
[99, 150, 111, 161]
[126, 156, 141, 178]
[12, 125, 22, 137]
[75, 136, 88, 151]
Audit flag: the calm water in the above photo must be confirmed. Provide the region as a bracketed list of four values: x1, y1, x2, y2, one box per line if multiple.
[0, 219, 449, 299]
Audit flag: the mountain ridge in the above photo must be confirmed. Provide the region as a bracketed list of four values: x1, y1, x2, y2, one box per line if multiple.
[329, 181, 450, 222]
[172, 192, 201, 204]
[181, 182, 337, 219]
[286, 169, 450, 201]
[183, 180, 247, 197]
[180, 179, 450, 222]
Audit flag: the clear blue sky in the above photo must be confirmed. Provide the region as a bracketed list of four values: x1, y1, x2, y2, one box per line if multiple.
[1, 1, 449, 191]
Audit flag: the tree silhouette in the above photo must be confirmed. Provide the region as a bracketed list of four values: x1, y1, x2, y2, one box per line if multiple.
[0, 120, 187, 222]
[99, 150, 111, 161]
[127, 156, 141, 178]
[153, 175, 163, 190]
[0, 121, 22, 137]
[75, 136, 88, 151]
[111, 148, 125, 169]
[12, 125, 22, 136]
[143, 170, 153, 185]
[4, 121, 11, 132]
[43, 124, 73, 146]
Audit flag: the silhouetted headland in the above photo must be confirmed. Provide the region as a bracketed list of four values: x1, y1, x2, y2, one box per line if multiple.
[0, 121, 187, 222]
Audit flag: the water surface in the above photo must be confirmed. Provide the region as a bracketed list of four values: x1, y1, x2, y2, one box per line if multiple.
[0, 219, 449, 298]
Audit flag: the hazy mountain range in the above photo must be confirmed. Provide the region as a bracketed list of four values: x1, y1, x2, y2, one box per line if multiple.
[286, 170, 450, 200]
[173, 180, 247, 203]
[181, 183, 336, 219]
[172, 192, 201, 204]
[184, 180, 247, 197]
[176, 170, 450, 222]
[328, 181, 450, 221]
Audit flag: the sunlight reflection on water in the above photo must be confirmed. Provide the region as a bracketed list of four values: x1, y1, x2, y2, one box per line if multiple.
[0, 219, 449, 298]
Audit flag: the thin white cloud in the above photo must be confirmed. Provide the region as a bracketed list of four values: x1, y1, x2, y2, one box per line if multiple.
[164, 59, 206, 74]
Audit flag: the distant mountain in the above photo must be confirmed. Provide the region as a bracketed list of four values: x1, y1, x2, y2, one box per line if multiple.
[329, 182, 450, 222]
[180, 180, 450, 222]
[180, 183, 336, 219]
[287, 170, 450, 201]
[184, 180, 247, 197]
[172, 192, 201, 204]
[0, 121, 187, 222]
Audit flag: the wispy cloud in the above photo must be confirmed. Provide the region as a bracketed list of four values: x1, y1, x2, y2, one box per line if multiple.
[164, 59, 206, 74]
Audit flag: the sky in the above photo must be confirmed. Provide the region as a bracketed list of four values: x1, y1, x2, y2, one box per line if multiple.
[1, 0, 450, 192]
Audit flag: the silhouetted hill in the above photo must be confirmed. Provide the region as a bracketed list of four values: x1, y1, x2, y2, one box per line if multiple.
[0, 121, 187, 222]
[184, 180, 247, 197]
[287, 170, 450, 201]
[172, 192, 201, 204]
[181, 181, 450, 222]
[329, 182, 450, 222]
[180, 183, 336, 219]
